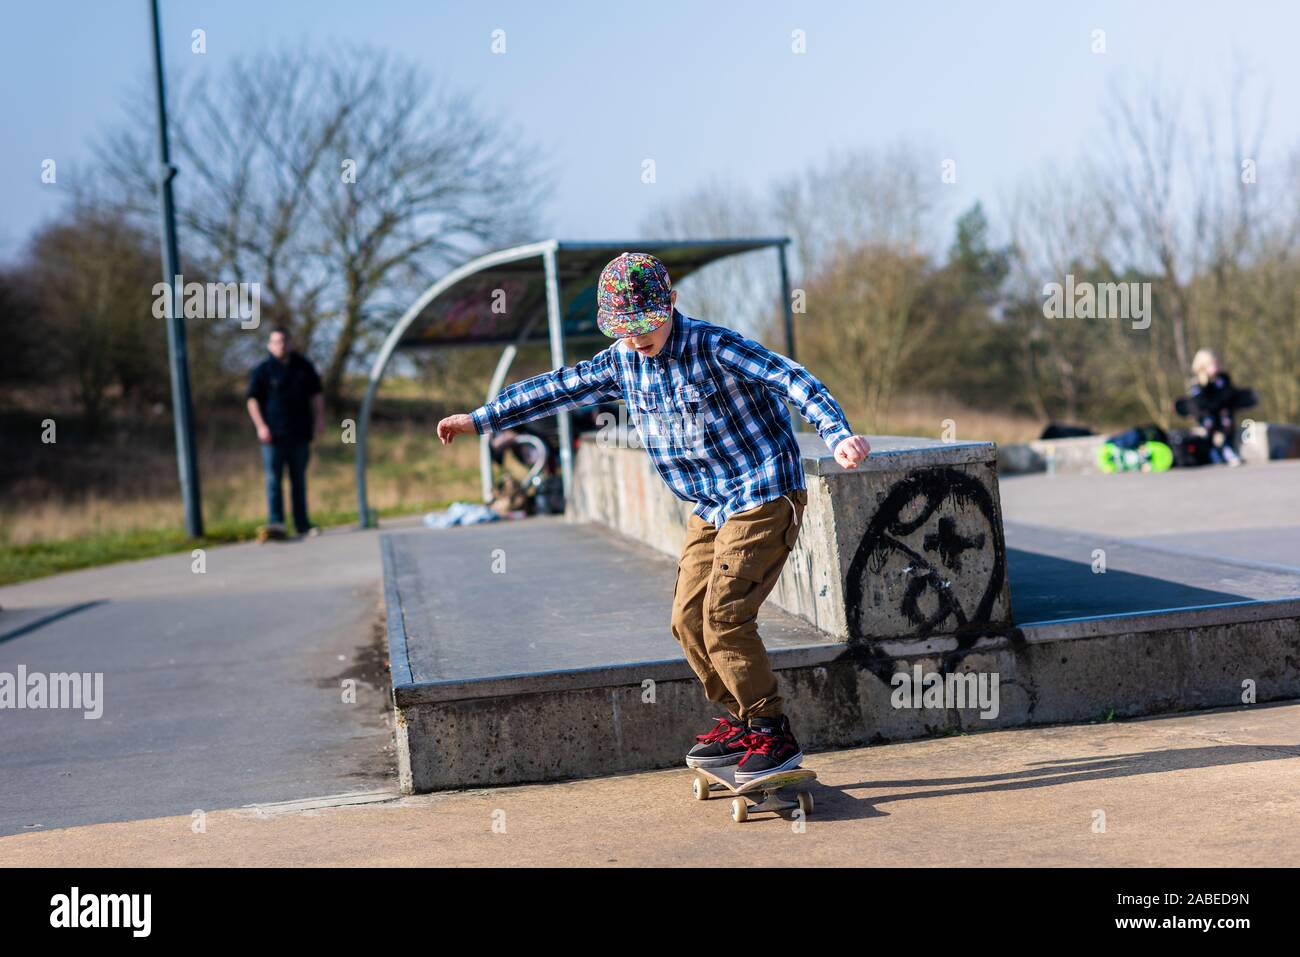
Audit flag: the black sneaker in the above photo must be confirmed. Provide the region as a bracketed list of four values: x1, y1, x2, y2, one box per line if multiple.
[733, 715, 804, 784]
[685, 715, 749, 768]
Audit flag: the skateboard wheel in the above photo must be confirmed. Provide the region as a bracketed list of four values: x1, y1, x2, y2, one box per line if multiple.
[730, 798, 748, 823]
[692, 775, 710, 801]
[797, 791, 814, 816]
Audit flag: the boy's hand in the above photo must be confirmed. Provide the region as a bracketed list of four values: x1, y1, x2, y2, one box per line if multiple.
[437, 413, 476, 445]
[834, 435, 871, 469]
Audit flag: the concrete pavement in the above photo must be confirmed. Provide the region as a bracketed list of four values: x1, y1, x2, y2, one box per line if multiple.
[998, 462, 1300, 623]
[3, 461, 1297, 862]
[999, 460, 1300, 564]
[3, 701, 1296, 866]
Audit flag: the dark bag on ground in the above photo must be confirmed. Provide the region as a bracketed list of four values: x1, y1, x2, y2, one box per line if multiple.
[1039, 422, 1094, 440]
[1167, 428, 1212, 467]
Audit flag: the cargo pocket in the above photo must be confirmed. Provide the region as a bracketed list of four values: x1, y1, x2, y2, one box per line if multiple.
[781, 492, 805, 549]
[708, 552, 768, 624]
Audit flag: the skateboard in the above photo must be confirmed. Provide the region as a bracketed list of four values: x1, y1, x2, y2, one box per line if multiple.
[690, 764, 816, 823]
[255, 523, 289, 543]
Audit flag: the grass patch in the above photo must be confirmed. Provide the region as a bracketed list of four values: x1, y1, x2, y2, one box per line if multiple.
[0, 501, 446, 587]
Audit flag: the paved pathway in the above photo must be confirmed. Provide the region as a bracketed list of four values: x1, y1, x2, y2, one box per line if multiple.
[0, 523, 410, 837]
[3, 702, 1295, 865]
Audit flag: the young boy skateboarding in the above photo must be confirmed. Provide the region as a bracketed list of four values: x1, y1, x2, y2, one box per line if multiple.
[437, 253, 870, 783]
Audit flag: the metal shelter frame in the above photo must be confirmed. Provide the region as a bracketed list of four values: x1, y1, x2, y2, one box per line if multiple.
[354, 237, 794, 527]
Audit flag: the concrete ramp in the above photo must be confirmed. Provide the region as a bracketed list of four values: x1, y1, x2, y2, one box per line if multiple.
[383, 517, 1300, 791]
[382, 519, 844, 791]
[383, 437, 1299, 791]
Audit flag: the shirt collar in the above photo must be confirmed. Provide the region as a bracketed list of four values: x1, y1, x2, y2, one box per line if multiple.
[660, 309, 689, 361]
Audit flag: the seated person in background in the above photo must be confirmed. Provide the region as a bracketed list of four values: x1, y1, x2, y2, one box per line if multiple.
[1188, 349, 1242, 467]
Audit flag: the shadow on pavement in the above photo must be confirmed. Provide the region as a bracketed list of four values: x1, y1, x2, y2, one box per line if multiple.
[1007, 549, 1245, 623]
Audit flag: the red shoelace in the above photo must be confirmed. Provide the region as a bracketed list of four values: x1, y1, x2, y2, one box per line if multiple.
[695, 717, 739, 743]
[736, 731, 781, 760]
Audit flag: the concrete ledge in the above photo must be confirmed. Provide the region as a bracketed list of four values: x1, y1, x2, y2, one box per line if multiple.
[1020, 596, 1300, 641]
[1242, 421, 1300, 462]
[997, 434, 1103, 475]
[381, 450, 1300, 791]
[798, 433, 996, 475]
[567, 430, 1013, 643]
[387, 598, 1300, 709]
[998, 421, 1300, 475]
[390, 612, 1300, 791]
[380, 537, 414, 688]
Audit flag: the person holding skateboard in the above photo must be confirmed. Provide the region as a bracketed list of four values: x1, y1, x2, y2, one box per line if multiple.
[437, 253, 869, 783]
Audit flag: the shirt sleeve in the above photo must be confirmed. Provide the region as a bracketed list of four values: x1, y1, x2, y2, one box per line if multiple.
[246, 364, 266, 404]
[303, 358, 323, 396]
[471, 346, 623, 435]
[715, 331, 854, 452]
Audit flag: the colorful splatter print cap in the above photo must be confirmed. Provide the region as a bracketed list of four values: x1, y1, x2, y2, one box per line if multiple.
[596, 252, 673, 338]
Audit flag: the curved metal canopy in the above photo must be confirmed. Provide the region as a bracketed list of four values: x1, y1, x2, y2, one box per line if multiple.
[355, 237, 793, 527]
[393, 238, 791, 349]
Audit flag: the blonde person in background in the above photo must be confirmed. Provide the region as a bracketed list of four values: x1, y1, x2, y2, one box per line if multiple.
[1189, 349, 1243, 467]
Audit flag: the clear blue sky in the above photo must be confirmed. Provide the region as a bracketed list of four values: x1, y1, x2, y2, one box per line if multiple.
[2, 0, 1297, 261]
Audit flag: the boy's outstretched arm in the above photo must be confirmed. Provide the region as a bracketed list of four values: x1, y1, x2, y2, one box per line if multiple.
[716, 331, 871, 469]
[437, 347, 622, 445]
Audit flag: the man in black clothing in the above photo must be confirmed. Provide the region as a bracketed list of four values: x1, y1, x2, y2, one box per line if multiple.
[246, 327, 325, 534]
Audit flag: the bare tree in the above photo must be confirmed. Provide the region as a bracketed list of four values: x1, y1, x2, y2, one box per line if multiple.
[1003, 167, 1116, 423]
[1086, 69, 1275, 423]
[765, 144, 945, 423]
[639, 179, 779, 340]
[801, 243, 931, 427]
[100, 45, 547, 407]
[772, 142, 942, 277]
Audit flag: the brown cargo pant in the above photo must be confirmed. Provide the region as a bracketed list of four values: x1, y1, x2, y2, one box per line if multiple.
[670, 488, 806, 721]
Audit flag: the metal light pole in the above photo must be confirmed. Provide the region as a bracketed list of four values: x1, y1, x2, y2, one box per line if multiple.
[149, 0, 203, 537]
[778, 240, 796, 361]
[777, 241, 803, 433]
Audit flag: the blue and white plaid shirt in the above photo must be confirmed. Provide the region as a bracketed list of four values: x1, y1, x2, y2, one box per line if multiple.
[472, 311, 854, 526]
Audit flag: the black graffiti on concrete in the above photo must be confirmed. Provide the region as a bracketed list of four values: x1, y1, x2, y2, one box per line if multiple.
[845, 468, 1006, 640]
[924, 516, 984, 572]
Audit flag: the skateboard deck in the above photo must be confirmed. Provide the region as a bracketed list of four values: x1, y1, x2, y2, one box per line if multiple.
[691, 764, 816, 823]
[256, 524, 289, 543]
